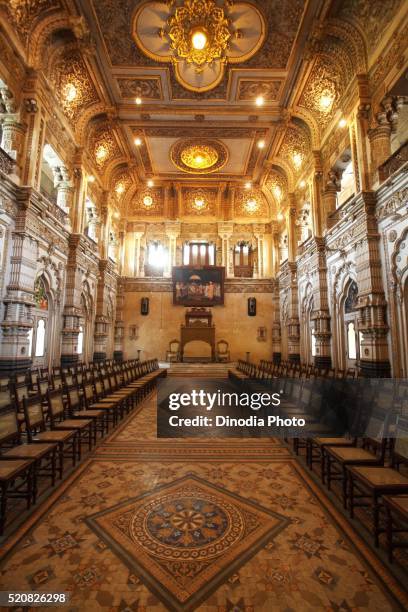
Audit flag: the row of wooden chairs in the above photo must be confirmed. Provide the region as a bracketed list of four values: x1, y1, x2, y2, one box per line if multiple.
[229, 359, 356, 383]
[0, 359, 166, 535]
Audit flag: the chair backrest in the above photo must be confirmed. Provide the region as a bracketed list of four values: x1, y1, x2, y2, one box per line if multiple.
[94, 379, 104, 398]
[0, 405, 20, 446]
[217, 340, 229, 354]
[169, 339, 180, 353]
[14, 383, 29, 405]
[67, 386, 81, 412]
[23, 396, 46, 437]
[47, 390, 65, 421]
[393, 416, 408, 464]
[37, 377, 50, 397]
[83, 383, 95, 404]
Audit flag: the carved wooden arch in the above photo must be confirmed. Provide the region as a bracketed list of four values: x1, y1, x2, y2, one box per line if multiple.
[75, 103, 109, 145]
[391, 227, 408, 300]
[301, 281, 314, 315]
[333, 262, 358, 305]
[290, 107, 320, 149]
[36, 256, 63, 306]
[325, 18, 368, 73]
[269, 158, 295, 193]
[29, 13, 74, 69]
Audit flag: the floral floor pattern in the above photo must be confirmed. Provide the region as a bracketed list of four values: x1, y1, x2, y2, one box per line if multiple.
[0, 392, 406, 611]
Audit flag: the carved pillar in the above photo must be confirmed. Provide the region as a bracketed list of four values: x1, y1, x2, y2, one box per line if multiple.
[60, 235, 84, 367]
[287, 261, 300, 363]
[287, 199, 297, 262]
[272, 279, 281, 364]
[368, 109, 392, 181]
[114, 279, 125, 362]
[72, 149, 87, 234]
[0, 201, 38, 373]
[165, 221, 181, 277]
[133, 230, 144, 277]
[323, 170, 340, 228]
[253, 224, 265, 278]
[0, 87, 24, 166]
[93, 260, 116, 362]
[311, 238, 332, 369]
[355, 194, 391, 377]
[310, 153, 324, 236]
[52, 165, 73, 230]
[21, 90, 46, 189]
[218, 222, 234, 277]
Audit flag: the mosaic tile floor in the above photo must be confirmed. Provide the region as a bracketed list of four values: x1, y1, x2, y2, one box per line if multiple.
[0, 392, 407, 611]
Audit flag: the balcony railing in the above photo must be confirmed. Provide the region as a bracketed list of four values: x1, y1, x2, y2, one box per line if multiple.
[379, 141, 408, 182]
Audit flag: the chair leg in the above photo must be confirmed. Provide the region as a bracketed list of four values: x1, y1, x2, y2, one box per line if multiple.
[327, 455, 332, 490]
[0, 482, 7, 536]
[58, 445, 64, 479]
[342, 466, 348, 510]
[373, 493, 380, 548]
[385, 505, 393, 563]
[51, 450, 56, 487]
[349, 473, 354, 518]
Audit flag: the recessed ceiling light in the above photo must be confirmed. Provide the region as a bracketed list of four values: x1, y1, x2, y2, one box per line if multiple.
[87, 175, 95, 183]
[135, 97, 142, 105]
[245, 182, 252, 190]
[147, 179, 154, 188]
[338, 117, 347, 128]
[113, 211, 120, 219]
[255, 95, 264, 107]
[277, 212, 284, 221]
[191, 28, 208, 50]
[299, 180, 306, 188]
[134, 138, 142, 146]
[319, 93, 334, 111]
[257, 140, 265, 149]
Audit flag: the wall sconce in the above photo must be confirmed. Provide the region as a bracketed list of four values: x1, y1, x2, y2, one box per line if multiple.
[257, 326, 267, 341]
[248, 297, 256, 316]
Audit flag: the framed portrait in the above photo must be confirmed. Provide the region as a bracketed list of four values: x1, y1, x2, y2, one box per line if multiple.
[172, 266, 225, 306]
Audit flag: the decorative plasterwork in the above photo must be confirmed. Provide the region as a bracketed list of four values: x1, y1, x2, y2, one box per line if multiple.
[3, 0, 61, 40]
[116, 77, 162, 100]
[299, 56, 341, 132]
[170, 138, 228, 174]
[235, 188, 268, 218]
[128, 187, 164, 216]
[265, 170, 288, 205]
[133, 0, 266, 92]
[278, 123, 310, 176]
[49, 49, 99, 122]
[183, 187, 217, 215]
[237, 79, 282, 102]
[89, 123, 122, 173]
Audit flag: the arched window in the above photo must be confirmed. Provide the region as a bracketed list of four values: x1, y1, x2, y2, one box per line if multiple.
[77, 325, 84, 355]
[344, 280, 360, 368]
[35, 319, 46, 357]
[347, 322, 357, 359]
[183, 242, 215, 266]
[234, 242, 254, 277]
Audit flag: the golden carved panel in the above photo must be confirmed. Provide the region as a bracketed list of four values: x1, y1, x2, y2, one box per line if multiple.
[171, 138, 228, 174]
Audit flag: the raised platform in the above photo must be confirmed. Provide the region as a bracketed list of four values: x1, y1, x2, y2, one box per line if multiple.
[166, 362, 231, 378]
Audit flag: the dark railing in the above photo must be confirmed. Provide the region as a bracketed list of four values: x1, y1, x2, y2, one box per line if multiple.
[379, 141, 408, 182]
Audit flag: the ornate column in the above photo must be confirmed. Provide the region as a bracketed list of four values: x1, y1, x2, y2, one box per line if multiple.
[253, 224, 265, 278]
[285, 204, 300, 363]
[218, 222, 234, 277]
[310, 152, 324, 235]
[93, 260, 117, 362]
[0, 195, 38, 373]
[60, 235, 83, 367]
[322, 170, 340, 228]
[271, 279, 281, 364]
[133, 228, 145, 277]
[311, 238, 332, 369]
[165, 221, 181, 277]
[355, 193, 391, 377]
[0, 87, 24, 166]
[114, 279, 125, 362]
[52, 165, 73, 230]
[368, 105, 393, 180]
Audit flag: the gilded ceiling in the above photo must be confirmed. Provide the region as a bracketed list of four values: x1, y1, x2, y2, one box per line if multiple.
[0, 0, 405, 224]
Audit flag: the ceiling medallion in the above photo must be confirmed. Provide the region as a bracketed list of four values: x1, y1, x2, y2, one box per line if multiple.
[171, 138, 228, 174]
[133, 1, 266, 92]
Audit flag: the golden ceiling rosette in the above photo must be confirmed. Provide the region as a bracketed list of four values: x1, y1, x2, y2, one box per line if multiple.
[171, 138, 228, 173]
[133, 0, 266, 92]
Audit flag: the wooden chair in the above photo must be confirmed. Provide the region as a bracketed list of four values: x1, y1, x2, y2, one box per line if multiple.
[83, 380, 123, 427]
[216, 340, 230, 363]
[0, 458, 35, 535]
[383, 495, 408, 562]
[347, 416, 408, 547]
[0, 405, 57, 501]
[166, 339, 180, 363]
[47, 390, 95, 459]
[24, 396, 77, 477]
[66, 386, 108, 438]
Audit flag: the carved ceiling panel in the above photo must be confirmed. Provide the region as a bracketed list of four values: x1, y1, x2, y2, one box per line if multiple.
[234, 187, 268, 218]
[299, 56, 342, 132]
[116, 77, 162, 100]
[182, 187, 217, 215]
[49, 48, 100, 122]
[278, 122, 310, 177]
[128, 186, 164, 216]
[2, 0, 62, 40]
[89, 121, 122, 173]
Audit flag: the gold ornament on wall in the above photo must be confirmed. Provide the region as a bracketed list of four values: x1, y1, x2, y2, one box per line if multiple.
[184, 188, 216, 215]
[171, 138, 228, 174]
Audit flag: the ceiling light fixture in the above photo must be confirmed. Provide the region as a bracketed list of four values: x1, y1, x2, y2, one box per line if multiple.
[64, 83, 77, 103]
[116, 183, 125, 195]
[134, 137, 142, 146]
[299, 180, 306, 188]
[87, 175, 95, 183]
[257, 140, 265, 149]
[255, 95, 264, 107]
[273, 186, 282, 200]
[319, 92, 334, 112]
[245, 198, 259, 213]
[113, 211, 120, 219]
[135, 97, 142, 105]
[245, 182, 252, 190]
[193, 197, 206, 210]
[292, 152, 302, 169]
[338, 117, 347, 128]
[191, 27, 208, 51]
[277, 212, 284, 221]
[147, 179, 154, 188]
[143, 195, 153, 208]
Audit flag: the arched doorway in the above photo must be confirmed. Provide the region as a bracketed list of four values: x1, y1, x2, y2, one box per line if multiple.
[28, 276, 54, 369]
[342, 280, 361, 371]
[78, 283, 94, 363]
